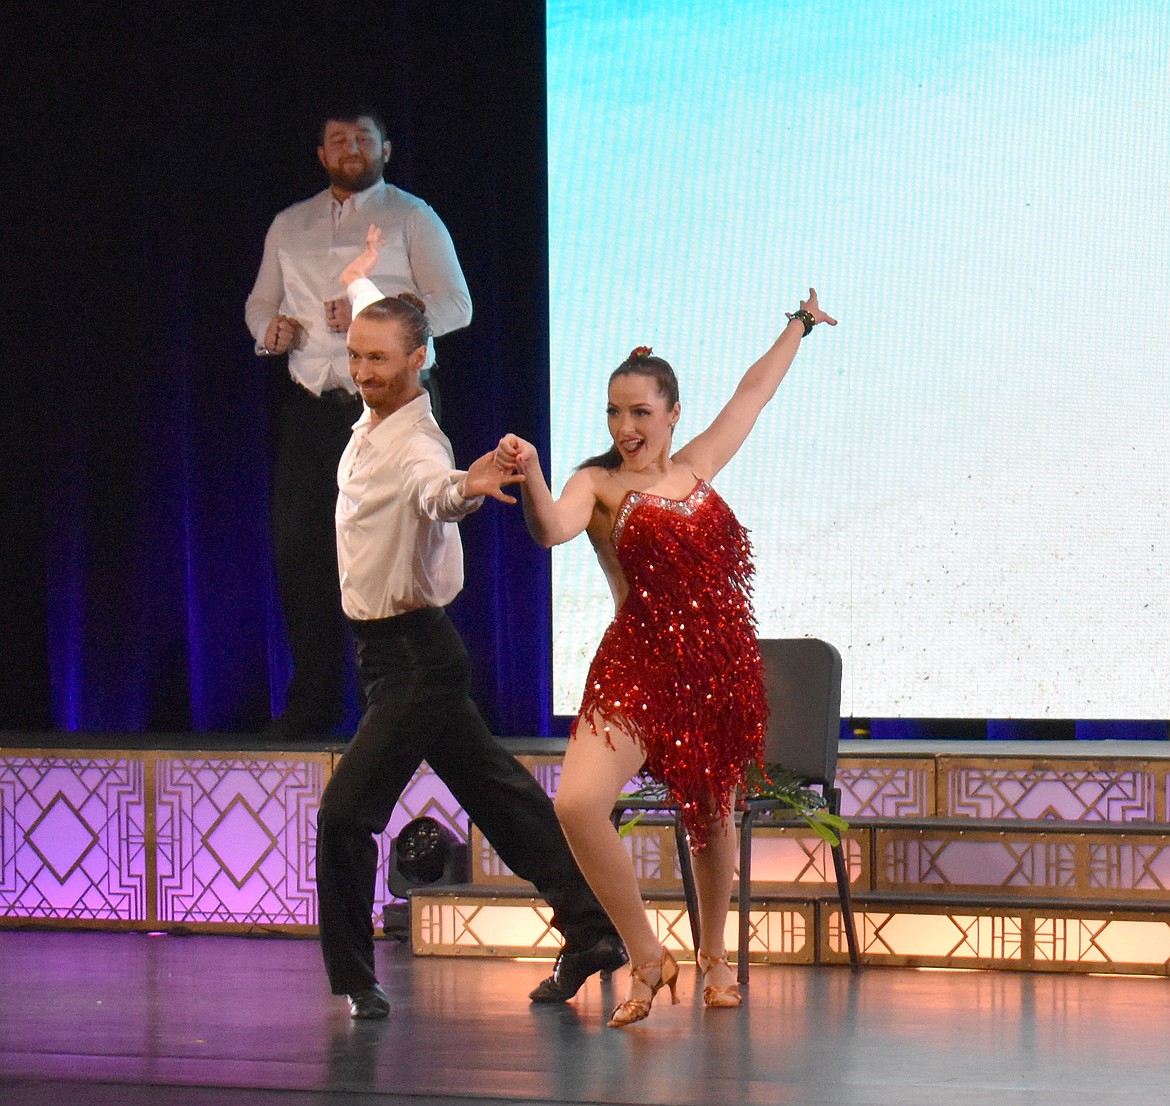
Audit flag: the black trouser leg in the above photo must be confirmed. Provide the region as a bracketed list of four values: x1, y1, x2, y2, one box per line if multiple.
[271, 385, 356, 725]
[425, 701, 613, 950]
[316, 671, 427, 995]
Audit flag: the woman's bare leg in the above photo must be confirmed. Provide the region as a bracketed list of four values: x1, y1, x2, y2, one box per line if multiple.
[690, 809, 739, 991]
[554, 716, 665, 995]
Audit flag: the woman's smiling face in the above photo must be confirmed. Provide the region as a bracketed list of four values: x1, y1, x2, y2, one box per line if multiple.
[606, 373, 679, 468]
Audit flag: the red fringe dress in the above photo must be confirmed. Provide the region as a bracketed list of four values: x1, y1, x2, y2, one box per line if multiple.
[573, 480, 768, 849]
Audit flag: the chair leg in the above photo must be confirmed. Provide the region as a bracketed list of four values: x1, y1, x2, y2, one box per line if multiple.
[737, 809, 755, 984]
[829, 789, 861, 969]
[830, 841, 861, 969]
[674, 817, 701, 953]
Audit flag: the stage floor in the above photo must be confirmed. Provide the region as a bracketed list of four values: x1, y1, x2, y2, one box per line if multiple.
[1, 931, 1167, 1105]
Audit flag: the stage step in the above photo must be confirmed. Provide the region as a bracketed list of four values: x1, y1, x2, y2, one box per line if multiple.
[409, 883, 827, 966]
[470, 816, 1170, 904]
[409, 882, 1170, 976]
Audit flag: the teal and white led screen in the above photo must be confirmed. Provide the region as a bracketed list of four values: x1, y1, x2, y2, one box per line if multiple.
[548, 1, 1168, 719]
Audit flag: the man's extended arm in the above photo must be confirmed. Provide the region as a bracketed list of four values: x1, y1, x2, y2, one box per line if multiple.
[408, 441, 521, 523]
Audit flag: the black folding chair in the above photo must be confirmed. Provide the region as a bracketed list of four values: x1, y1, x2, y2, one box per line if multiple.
[612, 637, 861, 980]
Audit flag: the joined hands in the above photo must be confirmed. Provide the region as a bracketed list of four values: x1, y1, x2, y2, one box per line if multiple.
[494, 433, 537, 474]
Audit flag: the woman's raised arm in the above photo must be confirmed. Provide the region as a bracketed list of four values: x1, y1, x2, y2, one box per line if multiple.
[675, 288, 835, 479]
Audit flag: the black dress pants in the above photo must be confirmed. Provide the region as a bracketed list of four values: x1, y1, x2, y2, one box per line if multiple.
[316, 607, 614, 996]
[270, 382, 359, 727]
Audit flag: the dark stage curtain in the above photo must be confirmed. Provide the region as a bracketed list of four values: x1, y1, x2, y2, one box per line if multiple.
[2, 5, 1161, 742]
[4, 1, 552, 736]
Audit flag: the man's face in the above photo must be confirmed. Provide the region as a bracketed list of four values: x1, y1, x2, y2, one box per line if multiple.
[318, 117, 390, 195]
[347, 314, 426, 417]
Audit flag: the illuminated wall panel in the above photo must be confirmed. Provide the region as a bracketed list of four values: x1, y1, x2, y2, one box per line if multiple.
[880, 829, 1170, 901]
[0, 753, 147, 922]
[941, 760, 1160, 821]
[838, 758, 936, 818]
[154, 753, 328, 927]
[413, 893, 816, 963]
[7, 741, 1170, 979]
[823, 905, 1170, 975]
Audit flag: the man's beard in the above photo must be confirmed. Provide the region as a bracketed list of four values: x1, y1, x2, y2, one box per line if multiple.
[328, 157, 384, 193]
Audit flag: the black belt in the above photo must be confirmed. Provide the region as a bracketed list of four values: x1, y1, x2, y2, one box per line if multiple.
[350, 607, 444, 637]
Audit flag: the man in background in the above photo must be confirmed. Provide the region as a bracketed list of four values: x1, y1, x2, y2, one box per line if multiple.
[245, 108, 471, 738]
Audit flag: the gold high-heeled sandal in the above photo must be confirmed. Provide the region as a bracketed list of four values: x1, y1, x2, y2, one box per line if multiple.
[698, 951, 742, 1008]
[607, 948, 681, 1027]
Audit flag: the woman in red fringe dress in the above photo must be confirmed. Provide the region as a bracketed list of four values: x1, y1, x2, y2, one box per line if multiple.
[495, 290, 836, 1026]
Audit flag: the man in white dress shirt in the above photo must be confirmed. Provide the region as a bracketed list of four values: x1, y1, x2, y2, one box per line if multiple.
[245, 108, 471, 738]
[317, 275, 624, 1019]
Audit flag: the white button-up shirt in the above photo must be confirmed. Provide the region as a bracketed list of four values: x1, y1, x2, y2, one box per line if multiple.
[245, 180, 472, 396]
[335, 392, 483, 620]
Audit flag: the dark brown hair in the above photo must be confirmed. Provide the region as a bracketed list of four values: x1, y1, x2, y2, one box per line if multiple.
[318, 107, 388, 145]
[356, 294, 431, 353]
[577, 349, 680, 471]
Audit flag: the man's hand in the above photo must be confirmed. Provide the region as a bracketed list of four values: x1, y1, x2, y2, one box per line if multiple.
[263, 314, 305, 354]
[324, 298, 353, 333]
[463, 450, 526, 504]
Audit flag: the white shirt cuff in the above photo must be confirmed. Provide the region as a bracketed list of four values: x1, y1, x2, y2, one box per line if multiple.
[347, 277, 384, 316]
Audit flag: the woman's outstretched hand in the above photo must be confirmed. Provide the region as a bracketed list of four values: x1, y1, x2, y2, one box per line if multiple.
[800, 287, 837, 327]
[494, 433, 537, 473]
[340, 223, 387, 288]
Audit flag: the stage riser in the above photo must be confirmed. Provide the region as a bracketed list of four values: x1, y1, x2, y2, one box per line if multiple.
[411, 896, 820, 964]
[525, 753, 1170, 822]
[411, 893, 1170, 976]
[853, 904, 1170, 975]
[476, 823, 1170, 903]
[3, 744, 1170, 936]
[0, 749, 441, 929]
[876, 828, 1170, 901]
[471, 823, 871, 891]
[839, 756, 1170, 821]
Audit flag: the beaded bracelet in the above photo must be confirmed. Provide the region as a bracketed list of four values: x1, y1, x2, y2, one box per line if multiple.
[785, 309, 816, 336]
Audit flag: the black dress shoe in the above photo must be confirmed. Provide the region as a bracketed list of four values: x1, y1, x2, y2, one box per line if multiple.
[529, 934, 628, 1002]
[347, 983, 390, 1019]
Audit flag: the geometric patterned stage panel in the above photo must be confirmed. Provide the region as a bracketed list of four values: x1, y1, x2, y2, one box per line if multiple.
[0, 747, 465, 933]
[837, 757, 936, 818]
[837, 749, 1170, 819]
[412, 893, 818, 965]
[941, 759, 1161, 821]
[409, 892, 1170, 975]
[473, 819, 870, 894]
[876, 827, 1170, 901]
[154, 754, 329, 929]
[7, 740, 1170, 979]
[839, 753, 1170, 821]
[0, 753, 147, 922]
[843, 904, 1170, 975]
